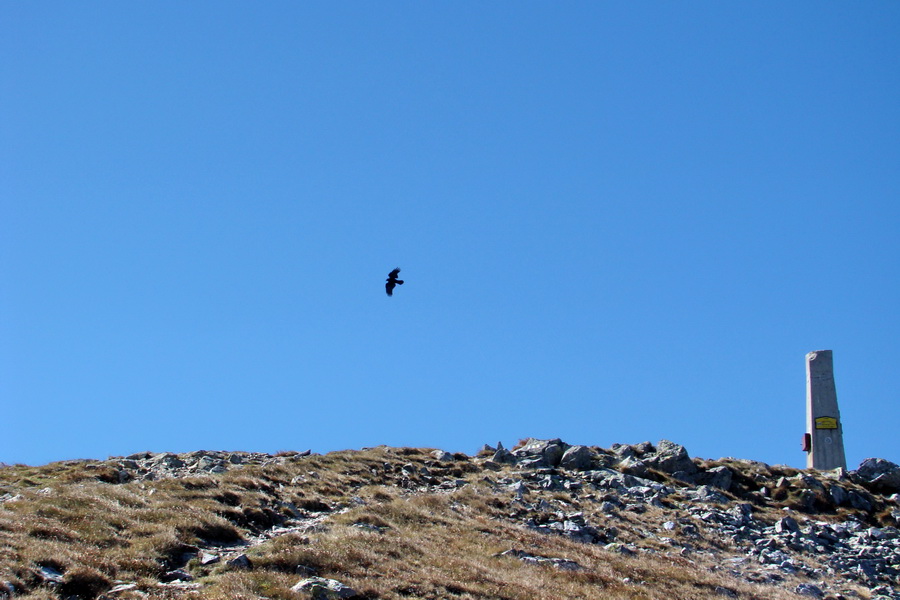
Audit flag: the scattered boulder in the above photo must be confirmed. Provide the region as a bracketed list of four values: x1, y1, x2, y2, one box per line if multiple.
[775, 516, 800, 534]
[827, 484, 849, 506]
[104, 583, 138, 596]
[617, 457, 650, 479]
[499, 549, 585, 571]
[37, 565, 63, 585]
[292, 577, 360, 599]
[559, 445, 595, 471]
[643, 440, 699, 477]
[226, 554, 252, 570]
[150, 453, 185, 469]
[695, 465, 733, 490]
[431, 450, 454, 462]
[492, 447, 516, 464]
[512, 438, 568, 468]
[0, 582, 13, 599]
[847, 489, 874, 512]
[633, 441, 655, 455]
[161, 569, 193, 583]
[795, 583, 824, 597]
[689, 485, 730, 504]
[479, 443, 496, 455]
[855, 458, 900, 494]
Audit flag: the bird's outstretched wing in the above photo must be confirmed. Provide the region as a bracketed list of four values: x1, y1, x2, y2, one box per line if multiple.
[386, 267, 403, 296]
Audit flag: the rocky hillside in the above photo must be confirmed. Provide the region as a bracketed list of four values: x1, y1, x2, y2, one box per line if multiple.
[1, 439, 899, 600]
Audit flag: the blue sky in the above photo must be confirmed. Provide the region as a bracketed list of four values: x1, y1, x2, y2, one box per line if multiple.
[2, 3, 898, 469]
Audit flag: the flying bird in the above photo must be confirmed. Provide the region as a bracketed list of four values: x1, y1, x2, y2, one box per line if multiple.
[385, 268, 404, 296]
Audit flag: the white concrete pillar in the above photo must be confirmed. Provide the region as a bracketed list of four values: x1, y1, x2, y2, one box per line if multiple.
[805, 350, 847, 470]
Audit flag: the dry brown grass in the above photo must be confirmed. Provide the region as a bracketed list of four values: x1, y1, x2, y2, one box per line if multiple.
[0, 448, 880, 600]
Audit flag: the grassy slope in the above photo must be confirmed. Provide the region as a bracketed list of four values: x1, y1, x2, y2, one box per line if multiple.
[0, 447, 882, 600]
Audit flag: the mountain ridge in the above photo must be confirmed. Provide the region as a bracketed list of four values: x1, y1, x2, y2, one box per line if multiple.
[1, 438, 899, 600]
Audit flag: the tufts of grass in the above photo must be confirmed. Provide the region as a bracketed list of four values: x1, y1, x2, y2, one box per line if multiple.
[59, 566, 111, 599]
[1, 446, 889, 600]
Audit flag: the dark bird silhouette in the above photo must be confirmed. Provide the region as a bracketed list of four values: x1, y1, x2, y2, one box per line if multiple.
[385, 268, 404, 296]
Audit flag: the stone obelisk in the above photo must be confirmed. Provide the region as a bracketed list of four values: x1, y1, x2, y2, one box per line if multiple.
[804, 350, 847, 470]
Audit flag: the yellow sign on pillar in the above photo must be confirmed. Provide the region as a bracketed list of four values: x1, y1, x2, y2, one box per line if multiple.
[815, 417, 838, 430]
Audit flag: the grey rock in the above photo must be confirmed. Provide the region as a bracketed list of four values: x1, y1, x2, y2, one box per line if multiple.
[352, 522, 387, 533]
[292, 577, 360, 599]
[605, 542, 637, 555]
[600, 501, 619, 514]
[775, 516, 801, 534]
[715, 586, 738, 598]
[199, 552, 220, 565]
[105, 583, 138, 595]
[690, 486, 730, 504]
[671, 470, 697, 483]
[847, 490, 874, 512]
[431, 450, 453, 462]
[857, 457, 900, 480]
[607, 471, 657, 490]
[197, 456, 225, 471]
[732, 503, 753, 520]
[617, 456, 650, 479]
[512, 438, 568, 468]
[795, 583, 824, 597]
[791, 474, 825, 491]
[509, 480, 528, 497]
[37, 565, 63, 584]
[492, 448, 515, 464]
[856, 560, 878, 582]
[644, 440, 698, 476]
[696, 465, 733, 490]
[828, 484, 849, 506]
[560, 445, 595, 471]
[759, 549, 791, 565]
[610, 443, 636, 459]
[0, 581, 13, 598]
[563, 479, 583, 491]
[162, 569, 193, 582]
[500, 549, 585, 571]
[633, 441, 655, 455]
[518, 456, 549, 469]
[151, 453, 185, 468]
[226, 554, 252, 570]
[856, 458, 900, 493]
[870, 585, 900, 600]
[868, 526, 899, 541]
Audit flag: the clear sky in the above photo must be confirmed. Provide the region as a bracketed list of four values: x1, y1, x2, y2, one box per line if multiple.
[2, 3, 898, 469]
